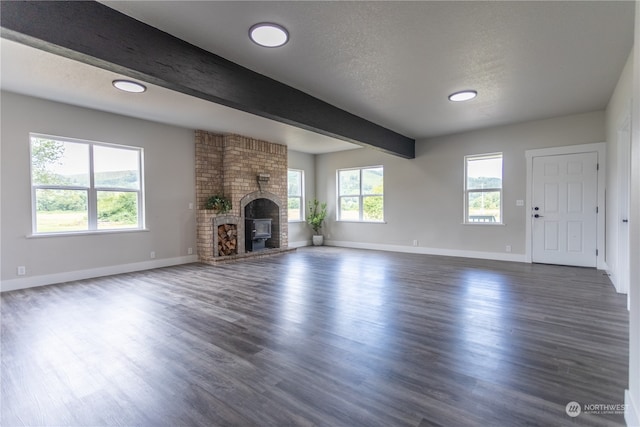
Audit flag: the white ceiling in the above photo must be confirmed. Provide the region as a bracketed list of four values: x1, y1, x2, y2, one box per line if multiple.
[0, 39, 360, 154]
[1, 1, 635, 153]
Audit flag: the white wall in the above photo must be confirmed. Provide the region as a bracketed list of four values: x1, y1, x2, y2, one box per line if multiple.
[316, 111, 605, 261]
[0, 91, 197, 291]
[287, 149, 315, 246]
[605, 50, 634, 291]
[625, 2, 640, 425]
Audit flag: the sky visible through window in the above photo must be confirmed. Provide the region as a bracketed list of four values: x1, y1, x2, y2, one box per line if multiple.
[467, 157, 502, 184]
[466, 154, 502, 223]
[31, 136, 142, 233]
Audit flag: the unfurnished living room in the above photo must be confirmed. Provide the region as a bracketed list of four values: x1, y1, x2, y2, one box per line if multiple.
[1, 1, 639, 426]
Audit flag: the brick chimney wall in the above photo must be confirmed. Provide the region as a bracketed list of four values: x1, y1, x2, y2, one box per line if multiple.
[195, 130, 288, 261]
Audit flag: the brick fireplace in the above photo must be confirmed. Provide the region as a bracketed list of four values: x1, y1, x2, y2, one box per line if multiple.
[195, 131, 288, 263]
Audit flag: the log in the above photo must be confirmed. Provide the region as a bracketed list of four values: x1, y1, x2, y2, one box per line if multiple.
[216, 223, 238, 256]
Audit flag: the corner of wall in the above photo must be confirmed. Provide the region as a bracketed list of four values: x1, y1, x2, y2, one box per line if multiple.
[626, 389, 640, 427]
[627, 2, 640, 424]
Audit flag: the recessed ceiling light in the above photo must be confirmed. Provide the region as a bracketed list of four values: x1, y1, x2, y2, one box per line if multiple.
[113, 79, 147, 93]
[448, 90, 477, 102]
[249, 23, 289, 48]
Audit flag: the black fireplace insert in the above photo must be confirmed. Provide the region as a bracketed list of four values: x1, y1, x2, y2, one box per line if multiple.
[245, 218, 272, 251]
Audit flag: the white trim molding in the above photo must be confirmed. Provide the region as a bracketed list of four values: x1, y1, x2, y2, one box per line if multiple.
[0, 255, 198, 293]
[525, 142, 607, 270]
[325, 240, 526, 263]
[626, 389, 640, 427]
[288, 240, 312, 248]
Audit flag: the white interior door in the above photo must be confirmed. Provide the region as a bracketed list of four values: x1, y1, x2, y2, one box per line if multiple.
[617, 120, 631, 294]
[532, 152, 598, 267]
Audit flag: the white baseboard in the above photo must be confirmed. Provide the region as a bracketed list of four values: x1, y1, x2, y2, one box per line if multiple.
[605, 264, 631, 296]
[288, 240, 311, 248]
[0, 255, 199, 292]
[606, 268, 616, 286]
[626, 389, 640, 427]
[324, 240, 527, 263]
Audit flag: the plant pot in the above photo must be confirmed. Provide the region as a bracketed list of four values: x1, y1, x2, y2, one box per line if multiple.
[312, 235, 324, 246]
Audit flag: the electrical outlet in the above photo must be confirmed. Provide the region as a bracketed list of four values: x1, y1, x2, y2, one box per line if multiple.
[17, 266, 26, 276]
[150, 251, 156, 259]
[505, 245, 512, 253]
[187, 247, 193, 255]
[413, 239, 419, 247]
[188, 202, 194, 210]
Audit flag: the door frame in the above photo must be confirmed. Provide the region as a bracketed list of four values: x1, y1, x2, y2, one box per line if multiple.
[615, 114, 631, 296]
[525, 142, 606, 269]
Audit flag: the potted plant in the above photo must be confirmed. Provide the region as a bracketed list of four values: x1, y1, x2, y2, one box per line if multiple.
[307, 198, 327, 246]
[205, 195, 232, 214]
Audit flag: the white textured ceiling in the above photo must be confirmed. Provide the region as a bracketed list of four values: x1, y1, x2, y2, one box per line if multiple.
[1, 1, 635, 153]
[0, 39, 360, 154]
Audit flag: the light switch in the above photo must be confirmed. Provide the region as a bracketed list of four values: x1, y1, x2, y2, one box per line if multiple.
[516, 200, 524, 207]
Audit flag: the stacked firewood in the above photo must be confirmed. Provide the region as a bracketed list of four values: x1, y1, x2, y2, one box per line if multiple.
[217, 224, 237, 256]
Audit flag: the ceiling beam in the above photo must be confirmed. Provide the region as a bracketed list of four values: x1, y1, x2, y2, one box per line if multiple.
[1, 1, 415, 159]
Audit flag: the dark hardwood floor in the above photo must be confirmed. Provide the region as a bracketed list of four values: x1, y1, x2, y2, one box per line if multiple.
[1, 247, 628, 427]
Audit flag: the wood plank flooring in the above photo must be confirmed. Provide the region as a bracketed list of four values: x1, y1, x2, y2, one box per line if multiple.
[1, 247, 629, 426]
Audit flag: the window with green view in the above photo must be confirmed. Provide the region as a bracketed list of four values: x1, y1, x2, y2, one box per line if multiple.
[30, 134, 144, 234]
[337, 166, 384, 222]
[288, 169, 304, 221]
[464, 153, 503, 224]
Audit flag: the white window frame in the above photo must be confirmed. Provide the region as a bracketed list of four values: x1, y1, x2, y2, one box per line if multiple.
[337, 165, 384, 222]
[464, 152, 503, 225]
[287, 168, 305, 222]
[30, 133, 145, 235]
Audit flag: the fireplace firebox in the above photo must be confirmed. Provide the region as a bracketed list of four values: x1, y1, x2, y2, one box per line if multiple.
[245, 218, 272, 251]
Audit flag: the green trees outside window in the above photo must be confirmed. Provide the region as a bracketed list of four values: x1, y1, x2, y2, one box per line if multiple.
[30, 135, 143, 233]
[288, 169, 304, 221]
[338, 166, 383, 222]
[465, 153, 503, 223]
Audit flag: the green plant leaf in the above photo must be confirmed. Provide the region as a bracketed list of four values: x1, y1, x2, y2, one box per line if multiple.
[307, 198, 327, 234]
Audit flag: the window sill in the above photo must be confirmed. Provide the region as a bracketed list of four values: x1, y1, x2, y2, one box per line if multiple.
[288, 220, 306, 223]
[336, 220, 387, 224]
[461, 222, 505, 226]
[27, 228, 150, 238]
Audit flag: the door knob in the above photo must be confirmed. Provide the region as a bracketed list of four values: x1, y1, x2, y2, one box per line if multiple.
[534, 214, 544, 218]
[622, 219, 629, 223]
